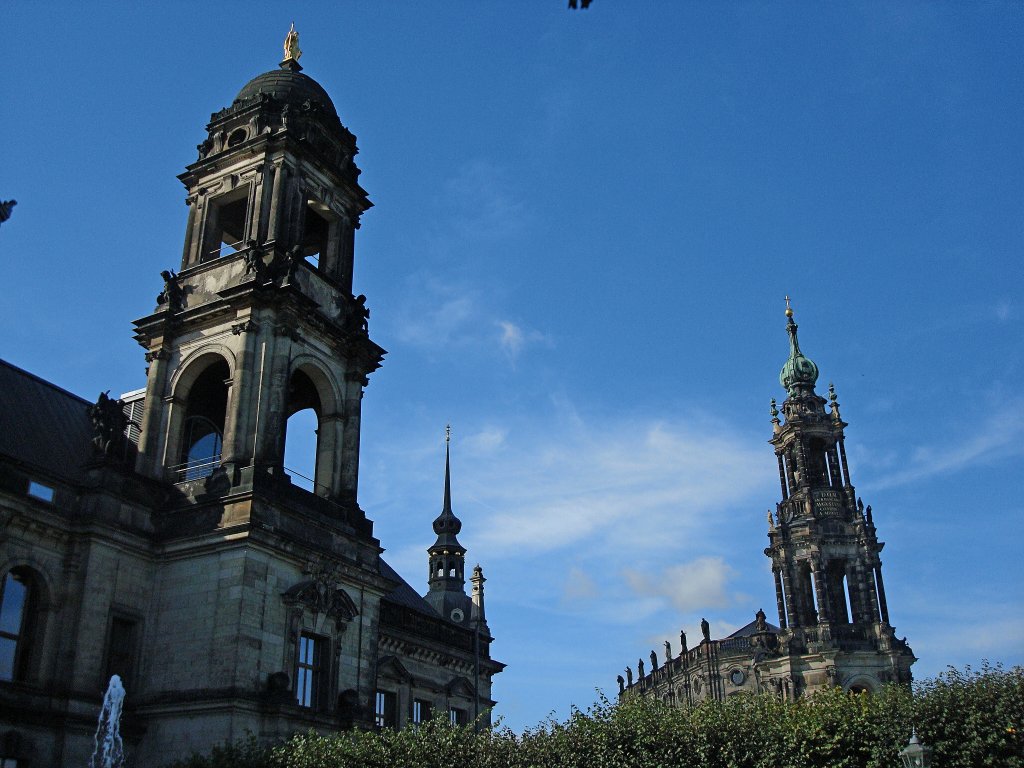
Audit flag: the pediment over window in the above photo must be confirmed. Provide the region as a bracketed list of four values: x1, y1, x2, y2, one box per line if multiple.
[445, 675, 476, 698]
[282, 578, 358, 622]
[377, 654, 414, 684]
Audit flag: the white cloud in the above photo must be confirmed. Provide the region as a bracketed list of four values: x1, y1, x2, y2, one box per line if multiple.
[499, 321, 525, 359]
[864, 402, 1024, 490]
[471, 415, 773, 556]
[623, 556, 735, 613]
[562, 566, 599, 602]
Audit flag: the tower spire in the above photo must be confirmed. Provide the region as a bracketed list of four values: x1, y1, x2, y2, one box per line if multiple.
[425, 426, 471, 624]
[779, 297, 819, 397]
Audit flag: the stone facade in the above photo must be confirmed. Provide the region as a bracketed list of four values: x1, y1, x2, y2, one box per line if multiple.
[619, 304, 915, 707]
[0, 39, 502, 767]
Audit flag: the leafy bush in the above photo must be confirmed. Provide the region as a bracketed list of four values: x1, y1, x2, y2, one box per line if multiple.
[166, 663, 1023, 768]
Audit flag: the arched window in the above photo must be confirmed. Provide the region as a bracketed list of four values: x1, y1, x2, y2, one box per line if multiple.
[0, 569, 36, 682]
[177, 359, 229, 481]
[283, 370, 322, 493]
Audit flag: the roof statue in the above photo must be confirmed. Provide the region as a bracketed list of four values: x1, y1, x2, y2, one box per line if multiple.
[283, 22, 302, 63]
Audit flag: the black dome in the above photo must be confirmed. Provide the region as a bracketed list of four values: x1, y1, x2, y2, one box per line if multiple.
[235, 66, 337, 116]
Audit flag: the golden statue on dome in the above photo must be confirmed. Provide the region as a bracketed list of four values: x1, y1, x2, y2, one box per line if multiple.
[283, 22, 302, 63]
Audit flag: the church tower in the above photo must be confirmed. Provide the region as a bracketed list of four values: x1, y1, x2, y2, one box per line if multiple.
[762, 299, 915, 693]
[132, 26, 384, 513]
[424, 428, 474, 625]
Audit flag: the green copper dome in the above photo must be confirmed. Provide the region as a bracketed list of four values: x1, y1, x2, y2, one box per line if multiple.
[779, 310, 819, 396]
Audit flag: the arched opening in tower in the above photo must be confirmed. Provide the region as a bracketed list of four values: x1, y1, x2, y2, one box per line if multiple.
[178, 358, 230, 480]
[283, 369, 322, 493]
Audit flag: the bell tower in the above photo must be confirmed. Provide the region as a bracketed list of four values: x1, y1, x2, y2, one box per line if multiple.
[131, 28, 384, 519]
[762, 299, 915, 692]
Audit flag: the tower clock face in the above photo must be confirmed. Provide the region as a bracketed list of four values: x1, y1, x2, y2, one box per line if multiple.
[450, 608, 464, 623]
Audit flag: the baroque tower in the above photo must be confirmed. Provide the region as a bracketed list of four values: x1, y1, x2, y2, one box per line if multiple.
[761, 300, 915, 693]
[132, 31, 383, 506]
[617, 301, 913, 705]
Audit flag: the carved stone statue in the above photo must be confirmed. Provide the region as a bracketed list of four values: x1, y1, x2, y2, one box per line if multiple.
[664, 640, 672, 662]
[157, 269, 183, 311]
[755, 608, 768, 632]
[625, 667, 632, 686]
[638, 658, 645, 679]
[616, 674, 625, 693]
[344, 294, 370, 335]
[242, 240, 267, 279]
[283, 22, 302, 62]
[89, 391, 128, 457]
[650, 650, 658, 672]
[679, 629, 687, 653]
[701, 617, 711, 643]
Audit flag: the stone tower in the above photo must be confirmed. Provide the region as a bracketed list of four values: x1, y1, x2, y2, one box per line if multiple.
[132, 35, 383, 506]
[618, 301, 914, 705]
[424, 429, 474, 625]
[761, 300, 915, 693]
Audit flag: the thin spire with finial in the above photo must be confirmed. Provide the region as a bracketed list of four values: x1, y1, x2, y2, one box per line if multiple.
[443, 424, 453, 514]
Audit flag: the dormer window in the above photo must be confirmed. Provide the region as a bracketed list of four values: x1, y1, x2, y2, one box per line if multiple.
[227, 128, 247, 148]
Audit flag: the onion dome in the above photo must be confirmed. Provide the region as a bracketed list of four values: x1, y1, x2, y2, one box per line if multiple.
[779, 298, 819, 396]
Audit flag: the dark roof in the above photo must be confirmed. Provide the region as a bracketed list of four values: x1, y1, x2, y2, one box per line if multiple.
[726, 618, 781, 639]
[235, 67, 338, 117]
[0, 359, 93, 483]
[378, 558, 441, 619]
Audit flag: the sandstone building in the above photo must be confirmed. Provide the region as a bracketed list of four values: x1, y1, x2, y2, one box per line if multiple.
[0, 35, 503, 766]
[618, 303, 915, 705]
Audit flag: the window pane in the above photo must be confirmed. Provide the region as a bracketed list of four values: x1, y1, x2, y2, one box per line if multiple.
[0, 575, 27, 636]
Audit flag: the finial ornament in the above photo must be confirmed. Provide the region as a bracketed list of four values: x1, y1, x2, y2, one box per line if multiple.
[283, 22, 302, 63]
[445, 424, 451, 444]
[785, 295, 793, 318]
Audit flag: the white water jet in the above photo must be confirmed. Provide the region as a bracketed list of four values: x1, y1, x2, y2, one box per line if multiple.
[89, 674, 126, 768]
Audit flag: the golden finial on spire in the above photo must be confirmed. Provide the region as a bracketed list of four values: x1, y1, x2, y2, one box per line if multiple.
[283, 22, 302, 63]
[445, 424, 451, 444]
[784, 295, 793, 318]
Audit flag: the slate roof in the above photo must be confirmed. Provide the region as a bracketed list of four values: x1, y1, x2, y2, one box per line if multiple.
[378, 557, 442, 619]
[726, 618, 781, 638]
[0, 359, 93, 483]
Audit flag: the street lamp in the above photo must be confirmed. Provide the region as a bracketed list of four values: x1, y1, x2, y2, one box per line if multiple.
[899, 731, 932, 768]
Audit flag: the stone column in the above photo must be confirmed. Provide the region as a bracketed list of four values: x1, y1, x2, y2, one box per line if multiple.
[781, 564, 799, 628]
[136, 348, 172, 479]
[267, 163, 286, 243]
[863, 566, 882, 623]
[776, 453, 789, 499]
[221, 321, 261, 472]
[339, 375, 364, 502]
[773, 567, 787, 628]
[837, 439, 851, 486]
[874, 565, 890, 624]
[811, 560, 829, 625]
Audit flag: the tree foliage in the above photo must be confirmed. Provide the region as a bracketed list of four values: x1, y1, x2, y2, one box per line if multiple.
[166, 663, 1023, 768]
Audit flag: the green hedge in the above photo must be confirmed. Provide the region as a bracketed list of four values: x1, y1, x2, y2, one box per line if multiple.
[167, 663, 1023, 768]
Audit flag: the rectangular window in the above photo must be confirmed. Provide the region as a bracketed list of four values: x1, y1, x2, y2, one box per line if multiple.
[0, 759, 18, 767]
[449, 707, 467, 726]
[27, 481, 53, 503]
[295, 633, 324, 708]
[105, 616, 138, 685]
[375, 690, 397, 729]
[412, 698, 432, 725]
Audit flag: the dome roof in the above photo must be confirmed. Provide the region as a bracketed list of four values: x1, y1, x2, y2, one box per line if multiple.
[779, 313, 819, 396]
[235, 65, 337, 117]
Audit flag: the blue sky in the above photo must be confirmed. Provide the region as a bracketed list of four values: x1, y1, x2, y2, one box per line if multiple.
[3, 1, 1022, 734]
